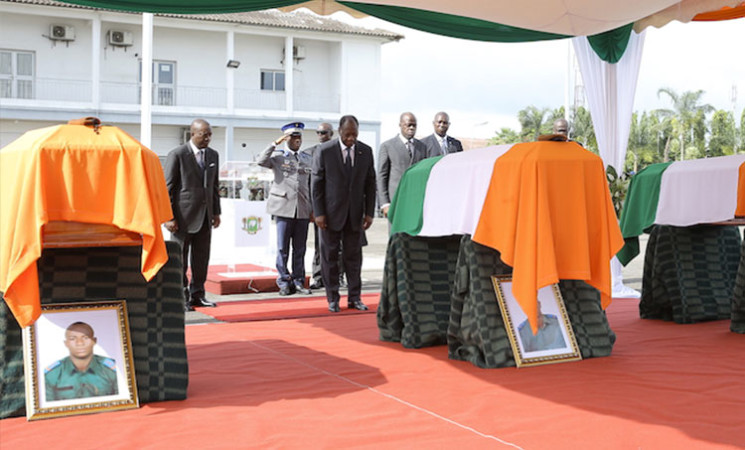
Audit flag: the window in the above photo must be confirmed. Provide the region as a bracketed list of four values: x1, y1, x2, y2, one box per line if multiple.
[0, 50, 34, 99]
[139, 60, 175, 105]
[261, 70, 285, 91]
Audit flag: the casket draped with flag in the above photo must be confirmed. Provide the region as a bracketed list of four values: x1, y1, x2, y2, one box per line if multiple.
[0, 119, 173, 327]
[388, 141, 624, 333]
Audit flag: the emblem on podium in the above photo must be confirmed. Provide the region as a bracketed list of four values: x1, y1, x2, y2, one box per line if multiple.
[242, 216, 262, 235]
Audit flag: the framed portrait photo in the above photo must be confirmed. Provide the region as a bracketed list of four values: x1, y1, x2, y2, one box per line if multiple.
[22, 300, 139, 420]
[491, 276, 582, 368]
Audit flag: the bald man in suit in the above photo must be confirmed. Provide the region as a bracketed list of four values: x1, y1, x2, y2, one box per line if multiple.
[377, 112, 427, 218]
[421, 112, 464, 158]
[164, 119, 221, 311]
[311, 115, 376, 313]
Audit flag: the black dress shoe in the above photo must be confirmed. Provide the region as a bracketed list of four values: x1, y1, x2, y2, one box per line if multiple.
[328, 301, 340, 313]
[348, 300, 368, 311]
[279, 286, 293, 296]
[184, 303, 195, 312]
[294, 284, 312, 295]
[190, 296, 217, 308]
[309, 281, 324, 290]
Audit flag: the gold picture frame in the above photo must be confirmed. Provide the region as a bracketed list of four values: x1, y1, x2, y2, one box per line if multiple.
[22, 300, 139, 420]
[491, 276, 582, 368]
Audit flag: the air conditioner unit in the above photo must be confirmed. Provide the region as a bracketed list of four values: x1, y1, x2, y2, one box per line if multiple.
[50, 24, 75, 41]
[283, 46, 307, 62]
[108, 30, 133, 47]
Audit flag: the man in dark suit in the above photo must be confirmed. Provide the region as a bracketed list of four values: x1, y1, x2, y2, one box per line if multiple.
[377, 112, 426, 218]
[311, 115, 376, 313]
[164, 118, 221, 312]
[421, 111, 464, 158]
[302, 122, 339, 290]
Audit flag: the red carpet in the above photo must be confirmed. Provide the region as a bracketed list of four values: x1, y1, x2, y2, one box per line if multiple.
[199, 293, 380, 322]
[3, 299, 745, 449]
[203, 263, 290, 295]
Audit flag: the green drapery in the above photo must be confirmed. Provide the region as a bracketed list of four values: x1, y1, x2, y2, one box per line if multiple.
[57, 0, 633, 61]
[58, 0, 297, 13]
[587, 24, 634, 64]
[616, 161, 674, 265]
[340, 1, 569, 43]
[387, 156, 442, 236]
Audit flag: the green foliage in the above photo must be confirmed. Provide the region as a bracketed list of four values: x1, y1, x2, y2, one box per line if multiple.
[571, 106, 597, 153]
[656, 87, 714, 161]
[606, 165, 629, 218]
[709, 110, 736, 156]
[517, 106, 550, 142]
[490, 127, 520, 145]
[493, 88, 741, 175]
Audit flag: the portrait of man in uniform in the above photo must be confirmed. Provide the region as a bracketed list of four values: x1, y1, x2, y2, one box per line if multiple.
[517, 301, 567, 353]
[492, 277, 582, 367]
[44, 321, 119, 401]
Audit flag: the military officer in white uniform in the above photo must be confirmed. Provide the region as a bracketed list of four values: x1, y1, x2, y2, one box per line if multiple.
[257, 122, 314, 295]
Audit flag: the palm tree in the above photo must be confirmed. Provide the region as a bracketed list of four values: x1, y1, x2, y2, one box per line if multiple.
[655, 88, 714, 161]
[571, 106, 597, 153]
[517, 106, 549, 141]
[491, 127, 520, 145]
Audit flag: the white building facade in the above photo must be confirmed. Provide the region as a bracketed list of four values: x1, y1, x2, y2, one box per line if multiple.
[0, 0, 402, 162]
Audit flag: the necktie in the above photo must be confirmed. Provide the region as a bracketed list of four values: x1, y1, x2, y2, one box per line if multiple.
[344, 147, 352, 174]
[196, 149, 205, 169]
[440, 138, 448, 155]
[406, 140, 413, 160]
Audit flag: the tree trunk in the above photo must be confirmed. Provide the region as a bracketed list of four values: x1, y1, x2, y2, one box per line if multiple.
[663, 137, 671, 162]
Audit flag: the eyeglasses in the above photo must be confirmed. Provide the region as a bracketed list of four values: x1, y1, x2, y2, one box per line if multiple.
[316, 130, 330, 135]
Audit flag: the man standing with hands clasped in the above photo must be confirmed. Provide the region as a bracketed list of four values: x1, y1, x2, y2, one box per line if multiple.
[311, 115, 376, 312]
[164, 118, 221, 312]
[377, 112, 426, 219]
[302, 122, 339, 291]
[258, 122, 313, 296]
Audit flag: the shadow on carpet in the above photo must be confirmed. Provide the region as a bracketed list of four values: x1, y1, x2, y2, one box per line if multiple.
[198, 292, 380, 322]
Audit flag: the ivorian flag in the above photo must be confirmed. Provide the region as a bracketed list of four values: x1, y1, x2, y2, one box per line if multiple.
[388, 141, 623, 334]
[0, 122, 173, 328]
[618, 155, 745, 265]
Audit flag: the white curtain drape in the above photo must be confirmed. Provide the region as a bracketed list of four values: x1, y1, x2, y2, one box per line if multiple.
[572, 31, 646, 172]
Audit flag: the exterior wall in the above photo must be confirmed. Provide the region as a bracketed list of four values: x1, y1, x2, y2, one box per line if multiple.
[292, 38, 341, 113]
[341, 40, 381, 118]
[0, 12, 93, 101]
[0, 2, 390, 159]
[234, 33, 287, 111]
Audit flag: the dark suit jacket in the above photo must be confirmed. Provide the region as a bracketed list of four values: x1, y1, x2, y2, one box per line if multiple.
[376, 136, 426, 206]
[311, 139, 376, 232]
[421, 134, 464, 158]
[164, 143, 221, 234]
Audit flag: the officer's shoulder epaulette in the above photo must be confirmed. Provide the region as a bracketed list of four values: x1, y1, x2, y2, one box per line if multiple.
[101, 357, 117, 371]
[44, 360, 61, 374]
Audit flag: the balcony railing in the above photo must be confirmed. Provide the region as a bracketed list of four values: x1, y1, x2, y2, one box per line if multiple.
[1, 77, 92, 102]
[235, 88, 285, 110]
[2, 77, 340, 113]
[294, 92, 341, 113]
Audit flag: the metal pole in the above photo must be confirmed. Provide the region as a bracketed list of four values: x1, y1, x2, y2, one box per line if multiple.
[140, 12, 153, 148]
